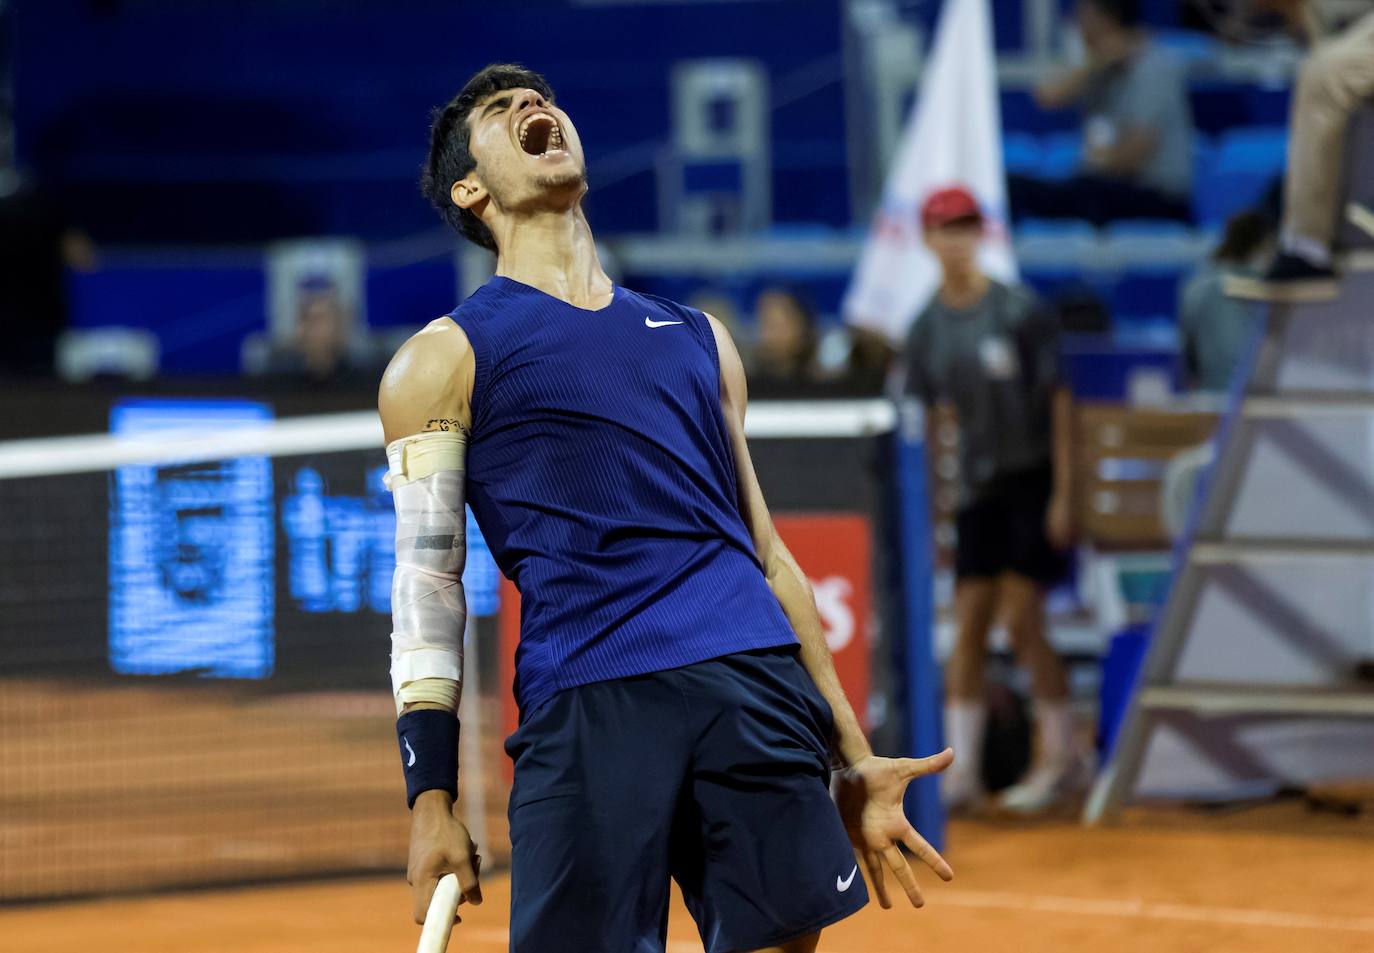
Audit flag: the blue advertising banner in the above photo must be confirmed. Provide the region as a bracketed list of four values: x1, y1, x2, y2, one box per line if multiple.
[109, 400, 276, 678]
[106, 398, 502, 682]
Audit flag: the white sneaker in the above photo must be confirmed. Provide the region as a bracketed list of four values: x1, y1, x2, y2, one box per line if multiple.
[998, 756, 1090, 815]
[942, 699, 988, 813]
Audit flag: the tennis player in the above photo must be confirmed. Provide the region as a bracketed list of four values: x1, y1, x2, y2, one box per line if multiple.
[379, 63, 952, 953]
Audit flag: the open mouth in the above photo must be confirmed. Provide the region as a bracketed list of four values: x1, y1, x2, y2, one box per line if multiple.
[518, 113, 565, 157]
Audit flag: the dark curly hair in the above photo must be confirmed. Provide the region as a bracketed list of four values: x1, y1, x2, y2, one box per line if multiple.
[421, 64, 556, 251]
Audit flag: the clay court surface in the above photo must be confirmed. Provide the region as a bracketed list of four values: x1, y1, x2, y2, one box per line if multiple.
[5, 682, 1373, 952]
[4, 805, 1373, 953]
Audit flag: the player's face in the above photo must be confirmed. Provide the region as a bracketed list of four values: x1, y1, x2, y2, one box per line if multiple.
[463, 87, 586, 210]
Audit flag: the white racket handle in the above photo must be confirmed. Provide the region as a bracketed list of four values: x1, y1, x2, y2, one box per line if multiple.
[416, 873, 461, 953]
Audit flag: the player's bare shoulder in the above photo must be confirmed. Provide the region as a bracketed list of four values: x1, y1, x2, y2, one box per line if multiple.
[378, 317, 475, 443]
[702, 312, 748, 418]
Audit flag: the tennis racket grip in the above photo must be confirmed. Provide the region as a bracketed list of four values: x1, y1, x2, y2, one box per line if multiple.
[415, 873, 461, 953]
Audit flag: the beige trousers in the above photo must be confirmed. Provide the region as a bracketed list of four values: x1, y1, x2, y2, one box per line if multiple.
[1283, 10, 1374, 253]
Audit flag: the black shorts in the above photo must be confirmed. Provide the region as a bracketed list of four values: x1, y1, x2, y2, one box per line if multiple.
[955, 466, 1065, 584]
[504, 646, 867, 953]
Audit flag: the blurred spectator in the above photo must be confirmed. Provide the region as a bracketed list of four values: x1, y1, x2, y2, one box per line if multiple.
[0, 170, 95, 377]
[1009, 0, 1194, 225]
[687, 289, 752, 368]
[264, 286, 374, 385]
[1230, 1, 1374, 298]
[902, 186, 1083, 815]
[750, 287, 822, 390]
[1179, 211, 1272, 392]
[842, 326, 896, 395]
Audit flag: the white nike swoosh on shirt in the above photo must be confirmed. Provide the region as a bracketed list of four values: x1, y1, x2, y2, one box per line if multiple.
[404, 737, 416, 768]
[644, 317, 684, 328]
[837, 865, 858, 892]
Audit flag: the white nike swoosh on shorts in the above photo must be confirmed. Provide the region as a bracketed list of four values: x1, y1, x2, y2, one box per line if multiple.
[837, 864, 858, 892]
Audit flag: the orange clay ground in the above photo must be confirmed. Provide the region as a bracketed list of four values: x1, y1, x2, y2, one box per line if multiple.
[3, 803, 1373, 953]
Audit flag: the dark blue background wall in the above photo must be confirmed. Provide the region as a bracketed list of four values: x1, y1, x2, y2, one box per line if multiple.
[11, 0, 1274, 250]
[15, 0, 850, 242]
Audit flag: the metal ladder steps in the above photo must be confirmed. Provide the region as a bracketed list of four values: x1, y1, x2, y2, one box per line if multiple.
[1349, 202, 1374, 241]
[1189, 539, 1374, 562]
[1242, 393, 1374, 416]
[1139, 684, 1374, 717]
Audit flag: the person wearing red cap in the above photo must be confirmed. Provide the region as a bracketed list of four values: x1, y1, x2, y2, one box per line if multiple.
[919, 186, 983, 232]
[904, 186, 1086, 815]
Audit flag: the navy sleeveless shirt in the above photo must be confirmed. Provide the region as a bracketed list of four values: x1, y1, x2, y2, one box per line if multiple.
[450, 276, 797, 717]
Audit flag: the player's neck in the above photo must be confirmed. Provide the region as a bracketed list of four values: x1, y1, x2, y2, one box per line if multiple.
[494, 207, 613, 311]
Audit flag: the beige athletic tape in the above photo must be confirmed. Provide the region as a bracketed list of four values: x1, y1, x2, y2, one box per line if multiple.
[397, 676, 460, 715]
[385, 430, 466, 489]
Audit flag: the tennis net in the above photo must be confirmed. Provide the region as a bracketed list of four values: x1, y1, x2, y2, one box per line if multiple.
[0, 395, 902, 902]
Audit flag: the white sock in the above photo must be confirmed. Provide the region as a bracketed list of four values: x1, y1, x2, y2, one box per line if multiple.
[1279, 230, 1332, 268]
[944, 699, 988, 785]
[1032, 699, 1076, 771]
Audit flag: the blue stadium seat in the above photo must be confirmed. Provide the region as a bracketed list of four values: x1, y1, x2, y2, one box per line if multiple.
[1021, 267, 1115, 307]
[1140, 0, 1181, 27]
[999, 90, 1039, 134]
[1016, 221, 1101, 272]
[1191, 81, 1253, 137]
[1102, 220, 1194, 240]
[68, 262, 266, 374]
[1040, 133, 1082, 181]
[1152, 29, 1219, 65]
[1111, 268, 1186, 324]
[777, 273, 850, 316]
[1195, 127, 1287, 227]
[1191, 134, 1215, 204]
[1003, 132, 1042, 176]
[764, 223, 841, 240]
[682, 162, 744, 193]
[991, 0, 1026, 51]
[1191, 84, 1290, 138]
[1060, 339, 1181, 399]
[1020, 267, 1082, 300]
[1017, 218, 1097, 241]
[1217, 127, 1289, 167]
[1101, 219, 1203, 269]
[1112, 321, 1182, 350]
[1243, 86, 1293, 128]
[1001, 89, 1078, 135]
[367, 258, 460, 329]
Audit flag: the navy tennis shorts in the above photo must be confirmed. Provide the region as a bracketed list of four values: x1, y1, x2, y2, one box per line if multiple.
[504, 645, 868, 953]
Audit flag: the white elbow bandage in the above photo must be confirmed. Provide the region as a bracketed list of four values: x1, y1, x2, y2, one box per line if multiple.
[386, 430, 468, 715]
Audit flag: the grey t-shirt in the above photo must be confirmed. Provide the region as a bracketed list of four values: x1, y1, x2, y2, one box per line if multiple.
[904, 281, 1060, 504]
[1081, 41, 1194, 198]
[1178, 261, 1262, 393]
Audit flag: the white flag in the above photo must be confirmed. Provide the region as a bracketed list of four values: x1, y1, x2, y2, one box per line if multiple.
[842, 0, 1016, 344]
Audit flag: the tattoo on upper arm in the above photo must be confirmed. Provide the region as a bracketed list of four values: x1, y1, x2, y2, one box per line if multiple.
[423, 418, 468, 434]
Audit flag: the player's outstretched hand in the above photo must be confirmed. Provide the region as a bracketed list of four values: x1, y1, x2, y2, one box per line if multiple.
[835, 749, 955, 910]
[407, 790, 483, 926]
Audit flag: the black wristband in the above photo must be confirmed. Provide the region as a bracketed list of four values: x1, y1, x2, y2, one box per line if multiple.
[396, 709, 460, 809]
